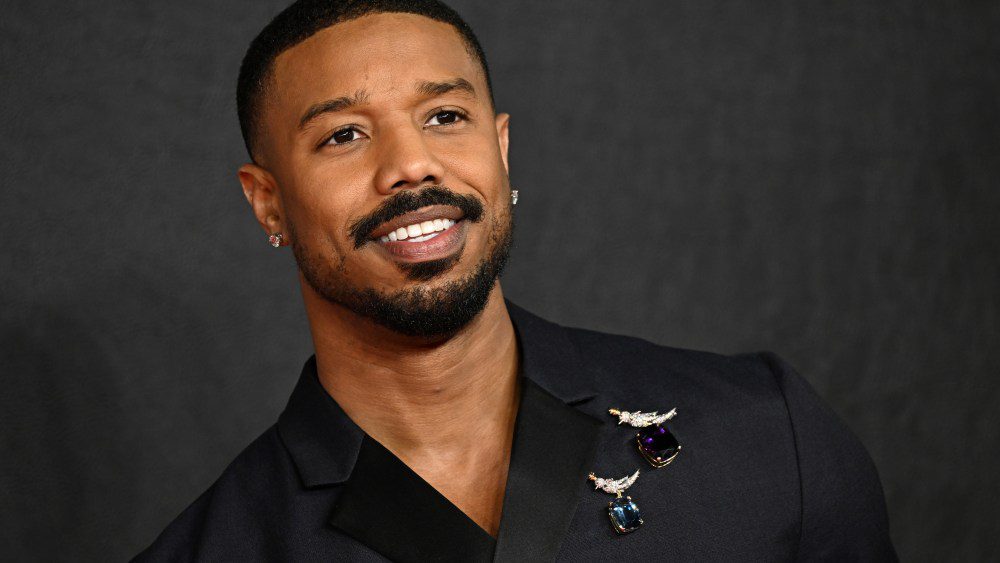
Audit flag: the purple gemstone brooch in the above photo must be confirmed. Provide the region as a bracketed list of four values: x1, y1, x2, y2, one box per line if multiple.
[609, 408, 682, 468]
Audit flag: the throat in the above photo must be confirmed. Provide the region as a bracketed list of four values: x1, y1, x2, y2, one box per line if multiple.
[385, 367, 522, 538]
[312, 291, 521, 536]
[395, 403, 519, 538]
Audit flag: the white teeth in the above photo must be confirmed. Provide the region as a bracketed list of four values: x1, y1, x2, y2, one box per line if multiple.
[407, 232, 440, 242]
[380, 218, 460, 243]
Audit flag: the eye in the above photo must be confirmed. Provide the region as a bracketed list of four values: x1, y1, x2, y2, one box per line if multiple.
[426, 109, 467, 127]
[324, 126, 364, 146]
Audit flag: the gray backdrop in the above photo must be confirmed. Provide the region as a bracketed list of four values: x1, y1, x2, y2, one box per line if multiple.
[2, 1, 997, 561]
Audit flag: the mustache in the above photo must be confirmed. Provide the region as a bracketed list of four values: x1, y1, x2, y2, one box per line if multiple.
[348, 186, 485, 249]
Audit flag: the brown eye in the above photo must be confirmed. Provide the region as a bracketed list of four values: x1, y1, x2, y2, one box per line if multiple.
[434, 111, 457, 124]
[427, 110, 466, 126]
[329, 127, 359, 145]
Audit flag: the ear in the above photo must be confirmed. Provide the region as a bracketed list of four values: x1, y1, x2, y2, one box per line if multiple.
[494, 112, 510, 174]
[237, 163, 287, 244]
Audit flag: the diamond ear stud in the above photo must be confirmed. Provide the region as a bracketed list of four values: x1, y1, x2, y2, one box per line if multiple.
[268, 233, 283, 248]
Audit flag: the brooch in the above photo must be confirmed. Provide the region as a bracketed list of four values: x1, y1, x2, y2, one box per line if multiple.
[588, 470, 643, 534]
[609, 408, 682, 468]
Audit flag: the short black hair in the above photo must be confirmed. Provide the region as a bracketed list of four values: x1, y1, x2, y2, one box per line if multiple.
[236, 0, 494, 162]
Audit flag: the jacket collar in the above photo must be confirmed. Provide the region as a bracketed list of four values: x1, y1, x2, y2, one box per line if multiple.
[276, 299, 599, 487]
[276, 355, 364, 487]
[505, 299, 598, 405]
[276, 299, 604, 562]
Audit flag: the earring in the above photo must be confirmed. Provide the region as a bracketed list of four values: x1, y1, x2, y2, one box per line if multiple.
[511, 189, 519, 206]
[268, 233, 284, 248]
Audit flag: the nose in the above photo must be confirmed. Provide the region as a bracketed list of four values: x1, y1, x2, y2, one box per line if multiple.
[372, 121, 447, 196]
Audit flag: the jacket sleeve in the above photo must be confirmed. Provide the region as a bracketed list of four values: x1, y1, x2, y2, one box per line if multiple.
[759, 351, 898, 562]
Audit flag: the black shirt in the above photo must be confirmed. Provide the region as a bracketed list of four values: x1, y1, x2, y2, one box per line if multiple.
[134, 301, 897, 561]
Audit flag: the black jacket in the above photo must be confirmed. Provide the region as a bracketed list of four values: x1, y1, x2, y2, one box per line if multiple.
[135, 300, 897, 561]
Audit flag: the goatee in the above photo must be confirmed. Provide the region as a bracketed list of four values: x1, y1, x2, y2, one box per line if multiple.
[289, 187, 514, 338]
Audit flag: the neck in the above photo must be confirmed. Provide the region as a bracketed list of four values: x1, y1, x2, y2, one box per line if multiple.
[301, 279, 520, 535]
[303, 283, 518, 473]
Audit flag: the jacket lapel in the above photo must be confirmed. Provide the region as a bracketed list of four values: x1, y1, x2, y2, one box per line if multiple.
[493, 380, 602, 562]
[280, 357, 497, 562]
[493, 302, 604, 562]
[276, 356, 363, 487]
[276, 302, 606, 562]
[330, 436, 496, 563]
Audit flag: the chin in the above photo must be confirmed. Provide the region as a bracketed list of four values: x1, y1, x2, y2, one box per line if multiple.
[295, 203, 513, 337]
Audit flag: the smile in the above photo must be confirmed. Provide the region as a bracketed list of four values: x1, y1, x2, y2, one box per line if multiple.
[378, 218, 457, 243]
[367, 205, 469, 263]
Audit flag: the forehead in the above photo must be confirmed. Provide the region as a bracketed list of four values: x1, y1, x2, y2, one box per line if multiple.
[270, 13, 483, 112]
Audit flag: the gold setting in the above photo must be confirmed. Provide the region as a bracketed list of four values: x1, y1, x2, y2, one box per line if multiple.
[636, 436, 682, 468]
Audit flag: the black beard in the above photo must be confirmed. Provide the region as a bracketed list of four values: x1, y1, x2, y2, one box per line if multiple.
[289, 196, 514, 338]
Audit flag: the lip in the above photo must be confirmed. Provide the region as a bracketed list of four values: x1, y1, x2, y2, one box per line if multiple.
[376, 218, 468, 263]
[368, 205, 466, 240]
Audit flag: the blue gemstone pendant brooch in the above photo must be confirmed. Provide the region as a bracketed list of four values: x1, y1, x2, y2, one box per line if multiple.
[588, 470, 643, 534]
[610, 408, 682, 468]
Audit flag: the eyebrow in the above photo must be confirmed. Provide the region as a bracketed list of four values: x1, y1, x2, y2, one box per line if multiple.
[297, 77, 477, 130]
[414, 77, 477, 99]
[298, 89, 371, 129]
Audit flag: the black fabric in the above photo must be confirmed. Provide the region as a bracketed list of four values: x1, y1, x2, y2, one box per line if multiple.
[133, 300, 897, 561]
[276, 355, 363, 487]
[760, 352, 895, 559]
[494, 381, 602, 562]
[328, 379, 604, 563]
[330, 436, 496, 563]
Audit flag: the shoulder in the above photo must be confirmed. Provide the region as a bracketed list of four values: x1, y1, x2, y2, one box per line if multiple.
[564, 324, 786, 404]
[563, 325, 897, 560]
[132, 425, 296, 562]
[754, 352, 898, 560]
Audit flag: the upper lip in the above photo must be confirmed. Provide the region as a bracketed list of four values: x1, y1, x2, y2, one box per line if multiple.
[368, 205, 465, 239]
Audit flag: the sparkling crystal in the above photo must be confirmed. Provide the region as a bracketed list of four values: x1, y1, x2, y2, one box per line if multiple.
[608, 496, 642, 534]
[636, 424, 680, 467]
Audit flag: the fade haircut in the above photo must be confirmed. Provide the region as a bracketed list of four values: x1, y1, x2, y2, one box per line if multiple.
[236, 0, 494, 163]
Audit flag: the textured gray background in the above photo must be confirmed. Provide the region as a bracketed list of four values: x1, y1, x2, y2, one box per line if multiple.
[1, 1, 998, 561]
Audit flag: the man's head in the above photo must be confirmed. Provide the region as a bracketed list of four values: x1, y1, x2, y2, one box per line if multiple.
[236, 0, 513, 338]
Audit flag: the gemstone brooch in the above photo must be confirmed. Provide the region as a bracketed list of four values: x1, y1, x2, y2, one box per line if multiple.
[609, 407, 682, 468]
[588, 470, 643, 534]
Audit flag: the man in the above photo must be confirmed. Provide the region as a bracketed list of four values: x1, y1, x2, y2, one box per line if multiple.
[136, 0, 897, 561]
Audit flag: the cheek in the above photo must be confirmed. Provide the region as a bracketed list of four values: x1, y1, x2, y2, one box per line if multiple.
[286, 171, 366, 251]
[441, 144, 508, 200]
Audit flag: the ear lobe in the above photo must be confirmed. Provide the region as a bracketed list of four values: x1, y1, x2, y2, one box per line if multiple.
[237, 163, 283, 236]
[495, 112, 510, 174]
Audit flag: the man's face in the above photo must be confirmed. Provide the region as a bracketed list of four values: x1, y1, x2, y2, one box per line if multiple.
[240, 13, 512, 337]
